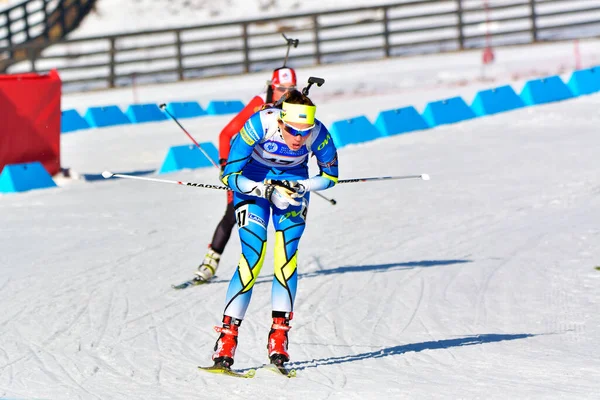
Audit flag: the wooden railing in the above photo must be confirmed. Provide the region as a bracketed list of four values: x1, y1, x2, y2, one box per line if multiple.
[3, 0, 600, 92]
[0, 0, 96, 71]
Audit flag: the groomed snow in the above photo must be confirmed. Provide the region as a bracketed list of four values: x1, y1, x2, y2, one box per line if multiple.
[1, 39, 600, 399]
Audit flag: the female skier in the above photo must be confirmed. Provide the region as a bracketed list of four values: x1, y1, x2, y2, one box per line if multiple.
[195, 67, 298, 282]
[211, 87, 338, 370]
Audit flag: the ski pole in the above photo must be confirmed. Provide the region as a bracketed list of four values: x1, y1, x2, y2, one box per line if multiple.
[159, 102, 337, 206]
[102, 171, 230, 190]
[102, 171, 333, 205]
[158, 103, 220, 169]
[313, 190, 336, 205]
[338, 174, 430, 184]
[102, 171, 336, 204]
[103, 171, 429, 190]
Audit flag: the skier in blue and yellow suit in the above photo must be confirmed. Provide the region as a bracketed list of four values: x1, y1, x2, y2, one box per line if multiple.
[211, 88, 338, 370]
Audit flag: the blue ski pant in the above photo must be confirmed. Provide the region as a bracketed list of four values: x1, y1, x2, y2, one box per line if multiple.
[222, 192, 309, 320]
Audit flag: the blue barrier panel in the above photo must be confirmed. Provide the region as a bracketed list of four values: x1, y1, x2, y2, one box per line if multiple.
[83, 105, 130, 128]
[422, 97, 477, 127]
[374, 106, 430, 136]
[125, 103, 168, 123]
[567, 66, 600, 96]
[329, 115, 382, 149]
[61, 109, 90, 133]
[206, 100, 245, 115]
[0, 162, 57, 193]
[470, 85, 526, 116]
[519, 75, 573, 105]
[158, 142, 219, 174]
[164, 101, 207, 119]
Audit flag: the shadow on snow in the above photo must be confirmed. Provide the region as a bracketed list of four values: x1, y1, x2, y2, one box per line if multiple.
[300, 259, 472, 279]
[210, 259, 472, 284]
[287, 333, 535, 371]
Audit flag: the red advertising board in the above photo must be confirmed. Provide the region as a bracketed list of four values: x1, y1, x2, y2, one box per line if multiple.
[0, 69, 62, 176]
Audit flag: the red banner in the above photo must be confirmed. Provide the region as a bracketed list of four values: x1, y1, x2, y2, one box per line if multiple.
[0, 69, 62, 176]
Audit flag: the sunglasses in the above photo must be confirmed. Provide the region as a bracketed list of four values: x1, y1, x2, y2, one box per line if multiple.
[281, 120, 314, 137]
[273, 85, 296, 93]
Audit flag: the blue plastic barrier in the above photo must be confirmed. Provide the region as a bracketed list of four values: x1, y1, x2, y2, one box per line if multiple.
[164, 101, 207, 119]
[206, 100, 245, 115]
[422, 97, 477, 127]
[125, 103, 167, 123]
[61, 109, 90, 133]
[374, 106, 430, 136]
[0, 162, 57, 193]
[567, 67, 600, 96]
[158, 142, 219, 174]
[84, 105, 131, 128]
[470, 85, 526, 116]
[519, 76, 573, 105]
[329, 115, 382, 149]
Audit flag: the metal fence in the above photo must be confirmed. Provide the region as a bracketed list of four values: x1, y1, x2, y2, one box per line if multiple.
[3, 0, 600, 92]
[0, 0, 96, 71]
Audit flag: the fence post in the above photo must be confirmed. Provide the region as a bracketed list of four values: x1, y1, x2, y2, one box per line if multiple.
[27, 47, 37, 72]
[109, 37, 116, 88]
[5, 10, 13, 53]
[22, 3, 31, 41]
[42, 0, 50, 41]
[312, 15, 321, 65]
[529, 0, 538, 42]
[456, 0, 465, 50]
[383, 6, 390, 57]
[242, 23, 250, 73]
[58, 0, 66, 37]
[175, 30, 184, 80]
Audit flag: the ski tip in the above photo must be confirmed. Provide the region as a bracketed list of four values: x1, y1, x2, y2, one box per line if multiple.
[159, 103, 166, 109]
[198, 365, 256, 378]
[102, 171, 114, 179]
[420, 174, 430, 181]
[262, 363, 297, 378]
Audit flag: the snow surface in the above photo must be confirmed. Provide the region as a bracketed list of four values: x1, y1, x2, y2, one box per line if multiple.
[55, 0, 600, 40]
[2, 38, 600, 400]
[0, 0, 422, 37]
[70, 0, 433, 37]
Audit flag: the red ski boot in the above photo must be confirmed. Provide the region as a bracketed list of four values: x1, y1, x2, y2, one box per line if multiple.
[212, 315, 241, 368]
[267, 312, 292, 365]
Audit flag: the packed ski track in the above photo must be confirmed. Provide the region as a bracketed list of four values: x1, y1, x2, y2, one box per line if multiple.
[2, 43, 600, 398]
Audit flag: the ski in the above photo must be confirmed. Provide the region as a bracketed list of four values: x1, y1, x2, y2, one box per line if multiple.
[198, 365, 256, 378]
[262, 363, 297, 378]
[171, 276, 212, 290]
